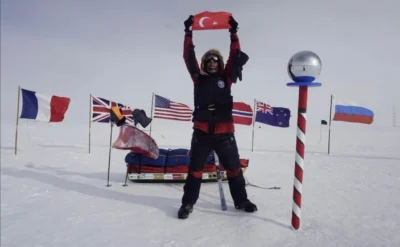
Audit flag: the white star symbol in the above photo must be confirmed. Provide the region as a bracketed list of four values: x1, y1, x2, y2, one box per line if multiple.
[213, 21, 218, 25]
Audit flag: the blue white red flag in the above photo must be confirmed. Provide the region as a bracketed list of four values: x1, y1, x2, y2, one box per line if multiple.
[19, 88, 70, 122]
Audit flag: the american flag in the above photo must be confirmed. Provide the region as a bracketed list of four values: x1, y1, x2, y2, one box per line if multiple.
[91, 96, 133, 124]
[153, 94, 192, 121]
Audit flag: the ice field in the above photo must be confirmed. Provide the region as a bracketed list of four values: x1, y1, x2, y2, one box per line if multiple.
[1, 122, 399, 246]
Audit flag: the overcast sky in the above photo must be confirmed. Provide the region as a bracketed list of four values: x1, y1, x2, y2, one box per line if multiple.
[1, 0, 399, 127]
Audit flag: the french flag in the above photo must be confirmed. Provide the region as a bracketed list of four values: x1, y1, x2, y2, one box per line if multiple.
[20, 88, 71, 122]
[232, 102, 253, 126]
[332, 101, 374, 124]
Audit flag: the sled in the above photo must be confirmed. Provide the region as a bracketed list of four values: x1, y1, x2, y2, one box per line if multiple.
[125, 148, 249, 182]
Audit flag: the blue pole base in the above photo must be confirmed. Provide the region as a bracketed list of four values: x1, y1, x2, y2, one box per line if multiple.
[286, 81, 322, 87]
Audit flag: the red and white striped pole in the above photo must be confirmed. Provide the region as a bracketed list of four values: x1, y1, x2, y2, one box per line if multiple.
[292, 86, 308, 230]
[287, 50, 322, 230]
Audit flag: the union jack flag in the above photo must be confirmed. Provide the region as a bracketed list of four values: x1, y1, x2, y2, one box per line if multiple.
[91, 96, 133, 124]
[256, 101, 273, 115]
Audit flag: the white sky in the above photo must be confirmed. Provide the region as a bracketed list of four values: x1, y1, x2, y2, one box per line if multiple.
[1, 0, 399, 126]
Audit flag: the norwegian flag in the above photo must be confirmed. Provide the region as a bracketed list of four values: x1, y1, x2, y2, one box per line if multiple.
[91, 96, 133, 124]
[232, 102, 253, 125]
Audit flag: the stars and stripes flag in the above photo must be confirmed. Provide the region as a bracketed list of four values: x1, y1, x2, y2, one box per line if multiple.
[91, 96, 133, 124]
[153, 94, 192, 121]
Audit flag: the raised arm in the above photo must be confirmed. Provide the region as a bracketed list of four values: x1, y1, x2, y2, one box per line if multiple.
[224, 16, 240, 86]
[224, 34, 241, 80]
[183, 16, 200, 84]
[183, 31, 200, 83]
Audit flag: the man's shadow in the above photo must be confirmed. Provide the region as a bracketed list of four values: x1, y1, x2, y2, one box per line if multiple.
[2, 166, 181, 218]
[24, 163, 126, 184]
[2, 165, 290, 229]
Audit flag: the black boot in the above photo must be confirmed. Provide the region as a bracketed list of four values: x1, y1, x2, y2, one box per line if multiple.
[227, 170, 257, 212]
[179, 173, 201, 219]
[181, 173, 202, 205]
[234, 199, 258, 212]
[178, 204, 193, 219]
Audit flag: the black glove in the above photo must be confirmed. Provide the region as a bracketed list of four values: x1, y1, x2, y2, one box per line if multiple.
[229, 16, 238, 34]
[231, 49, 249, 83]
[184, 15, 193, 32]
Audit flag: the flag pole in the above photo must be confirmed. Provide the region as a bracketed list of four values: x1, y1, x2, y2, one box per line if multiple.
[328, 94, 333, 154]
[149, 92, 155, 137]
[319, 122, 322, 144]
[89, 94, 92, 153]
[251, 98, 256, 152]
[14, 86, 21, 155]
[106, 122, 114, 187]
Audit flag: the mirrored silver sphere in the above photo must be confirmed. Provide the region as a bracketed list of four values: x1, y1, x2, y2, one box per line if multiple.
[287, 51, 322, 82]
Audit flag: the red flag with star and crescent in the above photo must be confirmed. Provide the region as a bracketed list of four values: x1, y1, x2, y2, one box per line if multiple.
[192, 11, 232, 30]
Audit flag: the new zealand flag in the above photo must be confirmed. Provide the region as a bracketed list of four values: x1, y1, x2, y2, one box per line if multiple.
[255, 101, 291, 127]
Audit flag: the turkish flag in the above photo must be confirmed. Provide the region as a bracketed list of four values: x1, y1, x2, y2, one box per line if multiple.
[192, 11, 232, 31]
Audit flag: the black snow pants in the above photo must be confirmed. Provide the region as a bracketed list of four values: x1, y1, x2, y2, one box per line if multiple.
[181, 129, 248, 206]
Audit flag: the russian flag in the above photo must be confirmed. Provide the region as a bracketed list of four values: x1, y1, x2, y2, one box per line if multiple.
[332, 100, 374, 124]
[232, 102, 253, 126]
[20, 88, 71, 122]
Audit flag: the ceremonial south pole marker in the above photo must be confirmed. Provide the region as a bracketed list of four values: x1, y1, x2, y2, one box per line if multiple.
[286, 51, 322, 230]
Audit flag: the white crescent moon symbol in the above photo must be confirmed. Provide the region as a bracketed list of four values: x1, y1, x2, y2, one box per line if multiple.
[199, 16, 210, 27]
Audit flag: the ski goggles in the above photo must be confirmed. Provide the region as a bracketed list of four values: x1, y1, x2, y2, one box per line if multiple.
[205, 54, 219, 62]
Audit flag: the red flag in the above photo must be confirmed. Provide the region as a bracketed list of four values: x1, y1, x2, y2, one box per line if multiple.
[49, 96, 71, 122]
[192, 11, 232, 31]
[112, 125, 159, 159]
[232, 102, 253, 126]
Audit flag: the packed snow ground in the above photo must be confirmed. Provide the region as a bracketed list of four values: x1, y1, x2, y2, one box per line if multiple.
[1, 121, 400, 247]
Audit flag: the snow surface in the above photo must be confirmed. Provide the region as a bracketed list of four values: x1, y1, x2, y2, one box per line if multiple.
[1, 121, 400, 247]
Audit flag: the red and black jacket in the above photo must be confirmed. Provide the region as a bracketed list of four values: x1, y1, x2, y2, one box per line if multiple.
[183, 32, 241, 134]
